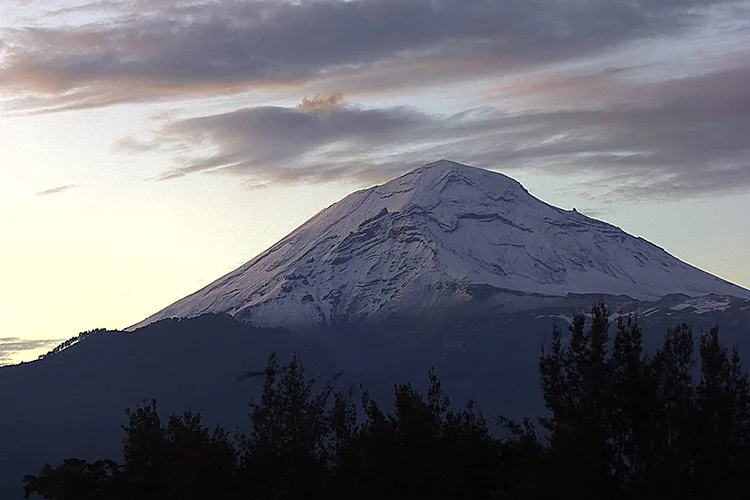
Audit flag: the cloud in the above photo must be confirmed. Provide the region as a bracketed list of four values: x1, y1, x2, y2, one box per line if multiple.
[112, 136, 168, 154]
[35, 184, 79, 196]
[0, 337, 61, 365]
[298, 93, 345, 113]
[135, 57, 750, 199]
[2, 0, 745, 111]
[6, 0, 749, 200]
[153, 103, 431, 184]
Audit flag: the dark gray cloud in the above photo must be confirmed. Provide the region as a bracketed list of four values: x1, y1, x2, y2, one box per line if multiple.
[1, 0, 741, 110]
[154, 102, 433, 184]
[140, 61, 750, 198]
[35, 184, 80, 196]
[0, 337, 61, 365]
[5, 0, 749, 200]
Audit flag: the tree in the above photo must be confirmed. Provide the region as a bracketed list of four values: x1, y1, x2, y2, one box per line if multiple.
[21, 308, 750, 500]
[693, 327, 750, 496]
[119, 400, 238, 500]
[538, 302, 617, 498]
[119, 401, 166, 498]
[239, 353, 331, 500]
[536, 305, 750, 500]
[23, 459, 120, 500]
[349, 371, 498, 500]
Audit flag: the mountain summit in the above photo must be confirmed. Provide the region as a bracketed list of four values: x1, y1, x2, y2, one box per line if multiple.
[132, 160, 750, 330]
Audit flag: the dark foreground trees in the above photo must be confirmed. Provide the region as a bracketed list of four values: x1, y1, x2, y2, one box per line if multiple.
[531, 304, 750, 499]
[23, 304, 750, 500]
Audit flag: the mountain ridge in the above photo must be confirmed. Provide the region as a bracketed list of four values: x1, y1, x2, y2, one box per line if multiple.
[131, 160, 750, 331]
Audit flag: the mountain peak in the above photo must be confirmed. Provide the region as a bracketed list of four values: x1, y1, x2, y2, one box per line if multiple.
[413, 159, 479, 175]
[363, 159, 529, 217]
[131, 160, 750, 331]
[389, 159, 526, 193]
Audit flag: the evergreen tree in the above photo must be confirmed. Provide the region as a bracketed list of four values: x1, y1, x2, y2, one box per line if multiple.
[240, 353, 331, 500]
[609, 314, 655, 497]
[120, 401, 167, 498]
[119, 400, 237, 499]
[538, 302, 617, 499]
[23, 459, 120, 500]
[325, 387, 361, 500]
[20, 308, 750, 500]
[693, 327, 750, 496]
[643, 324, 695, 499]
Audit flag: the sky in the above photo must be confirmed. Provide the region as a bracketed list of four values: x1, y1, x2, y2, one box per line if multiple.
[1, 0, 749, 364]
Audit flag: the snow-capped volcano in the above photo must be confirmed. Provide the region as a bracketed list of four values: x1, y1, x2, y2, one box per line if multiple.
[131, 160, 750, 331]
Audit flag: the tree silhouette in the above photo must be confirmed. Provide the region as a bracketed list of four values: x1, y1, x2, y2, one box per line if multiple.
[239, 353, 331, 500]
[534, 302, 750, 499]
[21, 307, 750, 500]
[23, 459, 120, 500]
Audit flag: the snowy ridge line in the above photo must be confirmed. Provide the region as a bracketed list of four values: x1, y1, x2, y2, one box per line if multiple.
[130, 160, 750, 331]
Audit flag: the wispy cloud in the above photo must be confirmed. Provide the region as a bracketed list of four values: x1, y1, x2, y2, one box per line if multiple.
[0, 337, 61, 365]
[153, 101, 430, 184]
[35, 184, 80, 196]
[131, 59, 750, 199]
[4, 0, 750, 201]
[2, 0, 745, 111]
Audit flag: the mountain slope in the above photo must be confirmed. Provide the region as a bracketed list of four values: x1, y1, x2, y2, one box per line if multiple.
[132, 160, 750, 330]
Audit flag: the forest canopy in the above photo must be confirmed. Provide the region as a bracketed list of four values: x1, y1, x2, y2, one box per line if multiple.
[23, 303, 750, 500]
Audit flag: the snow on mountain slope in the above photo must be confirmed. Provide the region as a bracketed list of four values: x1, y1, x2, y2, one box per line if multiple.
[131, 160, 750, 331]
